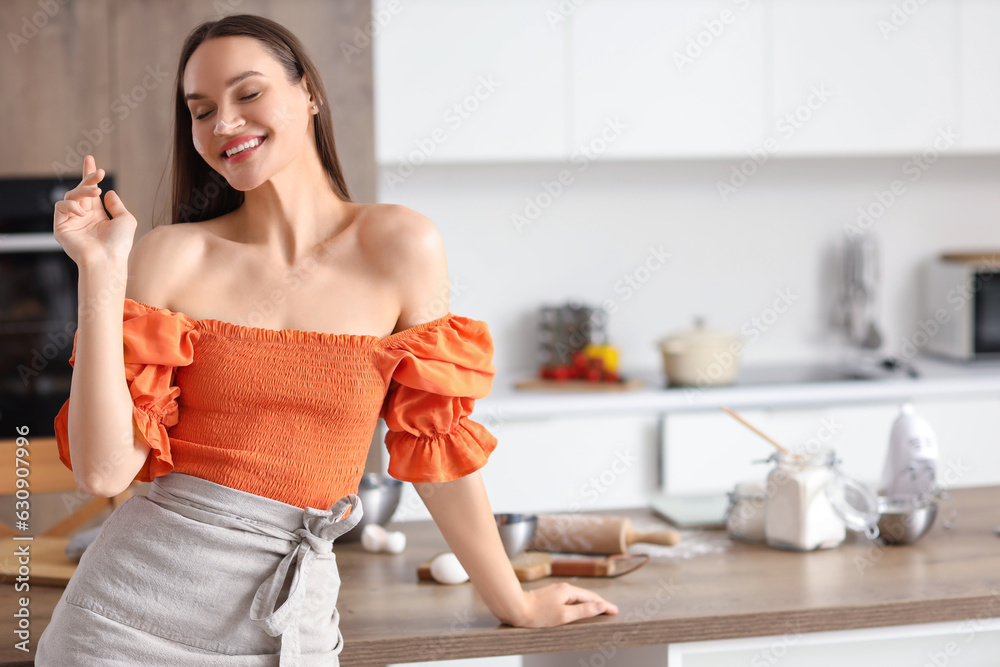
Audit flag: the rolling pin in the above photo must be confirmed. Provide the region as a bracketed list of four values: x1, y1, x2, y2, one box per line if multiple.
[417, 551, 651, 582]
[527, 514, 682, 555]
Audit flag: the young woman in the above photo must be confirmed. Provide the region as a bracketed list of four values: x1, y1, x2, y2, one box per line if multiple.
[36, 13, 617, 666]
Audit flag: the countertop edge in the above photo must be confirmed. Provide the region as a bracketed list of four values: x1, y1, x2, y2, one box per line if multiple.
[341, 595, 1000, 664]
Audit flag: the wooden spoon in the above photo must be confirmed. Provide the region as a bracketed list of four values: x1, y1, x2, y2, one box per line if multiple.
[719, 405, 792, 455]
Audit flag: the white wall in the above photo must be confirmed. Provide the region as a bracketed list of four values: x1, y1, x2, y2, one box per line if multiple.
[376, 155, 1000, 378]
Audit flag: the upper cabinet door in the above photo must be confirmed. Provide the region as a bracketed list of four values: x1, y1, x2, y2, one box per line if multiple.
[770, 0, 957, 155]
[570, 0, 766, 158]
[960, 0, 1000, 151]
[373, 0, 569, 163]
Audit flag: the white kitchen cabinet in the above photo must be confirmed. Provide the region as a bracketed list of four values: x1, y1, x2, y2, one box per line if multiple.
[959, 0, 1000, 151]
[389, 413, 662, 523]
[668, 618, 1000, 667]
[519, 618, 1000, 666]
[373, 0, 569, 164]
[569, 0, 766, 159]
[769, 0, 957, 155]
[662, 396, 1000, 497]
[374, 0, 1000, 162]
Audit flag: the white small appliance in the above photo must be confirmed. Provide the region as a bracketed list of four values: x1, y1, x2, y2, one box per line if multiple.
[922, 252, 1000, 360]
[878, 403, 939, 500]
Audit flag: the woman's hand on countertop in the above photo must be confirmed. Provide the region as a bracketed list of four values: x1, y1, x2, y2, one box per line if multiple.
[504, 582, 618, 628]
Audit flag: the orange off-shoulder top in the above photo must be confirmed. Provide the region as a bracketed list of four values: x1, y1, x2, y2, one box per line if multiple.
[53, 298, 498, 510]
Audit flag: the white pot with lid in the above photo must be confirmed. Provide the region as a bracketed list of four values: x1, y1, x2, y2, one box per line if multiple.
[656, 317, 743, 387]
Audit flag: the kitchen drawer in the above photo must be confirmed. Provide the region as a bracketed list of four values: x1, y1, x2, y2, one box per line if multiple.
[389, 413, 661, 523]
[668, 618, 1000, 666]
[662, 396, 1000, 496]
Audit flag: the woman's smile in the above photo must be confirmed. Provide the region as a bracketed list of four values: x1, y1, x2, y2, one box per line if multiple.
[220, 134, 268, 164]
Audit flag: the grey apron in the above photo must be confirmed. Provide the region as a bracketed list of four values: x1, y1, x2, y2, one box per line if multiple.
[35, 472, 362, 666]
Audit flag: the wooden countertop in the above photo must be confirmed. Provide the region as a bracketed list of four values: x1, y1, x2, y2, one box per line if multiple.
[4, 486, 1000, 666]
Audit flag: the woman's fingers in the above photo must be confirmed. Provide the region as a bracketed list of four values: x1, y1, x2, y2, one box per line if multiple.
[103, 190, 130, 219]
[65, 182, 101, 200]
[560, 600, 612, 624]
[554, 584, 617, 623]
[55, 199, 85, 218]
[558, 583, 619, 613]
[517, 583, 619, 626]
[83, 154, 98, 181]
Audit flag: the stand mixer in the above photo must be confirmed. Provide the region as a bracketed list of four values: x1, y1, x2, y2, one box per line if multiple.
[878, 402, 939, 500]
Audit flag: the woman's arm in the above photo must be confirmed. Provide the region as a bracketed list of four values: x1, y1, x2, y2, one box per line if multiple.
[377, 207, 617, 626]
[68, 257, 150, 497]
[415, 472, 619, 627]
[54, 155, 149, 497]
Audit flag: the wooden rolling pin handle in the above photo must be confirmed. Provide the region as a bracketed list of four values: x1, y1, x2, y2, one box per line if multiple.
[626, 529, 682, 547]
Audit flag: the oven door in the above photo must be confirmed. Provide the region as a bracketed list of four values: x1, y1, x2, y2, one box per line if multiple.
[974, 270, 1000, 358]
[0, 242, 79, 437]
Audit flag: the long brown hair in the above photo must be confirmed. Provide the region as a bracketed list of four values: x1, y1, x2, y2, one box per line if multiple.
[167, 14, 352, 226]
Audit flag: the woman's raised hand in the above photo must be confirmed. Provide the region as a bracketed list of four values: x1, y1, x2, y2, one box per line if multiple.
[53, 154, 137, 266]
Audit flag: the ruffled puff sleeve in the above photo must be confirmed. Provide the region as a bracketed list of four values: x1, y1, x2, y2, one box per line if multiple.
[375, 313, 498, 484]
[53, 299, 200, 483]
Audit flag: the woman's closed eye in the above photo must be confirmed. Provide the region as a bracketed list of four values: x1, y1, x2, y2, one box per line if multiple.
[194, 92, 260, 121]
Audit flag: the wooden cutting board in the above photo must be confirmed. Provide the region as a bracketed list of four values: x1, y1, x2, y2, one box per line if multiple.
[513, 377, 644, 392]
[417, 551, 649, 582]
[0, 537, 76, 587]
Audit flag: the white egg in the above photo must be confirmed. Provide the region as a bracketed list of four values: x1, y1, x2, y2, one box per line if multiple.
[384, 531, 407, 554]
[429, 552, 469, 585]
[361, 524, 388, 552]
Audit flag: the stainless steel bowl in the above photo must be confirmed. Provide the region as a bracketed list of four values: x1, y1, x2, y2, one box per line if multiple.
[495, 513, 537, 559]
[339, 473, 403, 542]
[876, 495, 938, 545]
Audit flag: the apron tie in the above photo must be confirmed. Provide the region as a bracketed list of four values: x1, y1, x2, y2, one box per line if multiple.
[146, 482, 362, 666]
[249, 496, 362, 666]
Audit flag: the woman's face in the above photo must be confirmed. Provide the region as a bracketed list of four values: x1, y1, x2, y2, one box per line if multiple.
[183, 36, 315, 191]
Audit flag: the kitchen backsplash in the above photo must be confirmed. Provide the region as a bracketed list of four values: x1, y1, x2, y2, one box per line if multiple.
[377, 154, 1000, 377]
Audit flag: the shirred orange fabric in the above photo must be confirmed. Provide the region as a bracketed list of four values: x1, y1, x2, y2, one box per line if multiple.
[53, 298, 498, 509]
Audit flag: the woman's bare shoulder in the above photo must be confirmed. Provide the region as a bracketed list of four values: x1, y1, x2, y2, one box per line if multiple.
[355, 203, 446, 273]
[354, 204, 450, 326]
[125, 222, 211, 306]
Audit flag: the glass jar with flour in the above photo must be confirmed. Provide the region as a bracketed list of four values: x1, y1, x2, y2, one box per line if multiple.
[764, 445, 879, 551]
